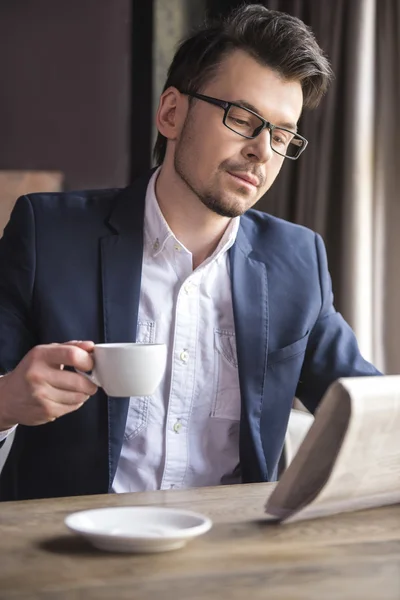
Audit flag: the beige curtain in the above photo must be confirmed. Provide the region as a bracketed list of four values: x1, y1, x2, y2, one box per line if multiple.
[339, 0, 400, 374]
[373, 0, 400, 373]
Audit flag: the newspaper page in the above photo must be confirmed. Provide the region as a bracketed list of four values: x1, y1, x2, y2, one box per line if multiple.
[265, 375, 400, 523]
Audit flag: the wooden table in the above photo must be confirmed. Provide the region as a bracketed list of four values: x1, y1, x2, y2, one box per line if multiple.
[0, 483, 399, 599]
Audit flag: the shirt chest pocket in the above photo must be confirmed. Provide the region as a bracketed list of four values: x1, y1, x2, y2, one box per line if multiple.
[135, 320, 156, 344]
[210, 330, 241, 421]
[124, 320, 156, 440]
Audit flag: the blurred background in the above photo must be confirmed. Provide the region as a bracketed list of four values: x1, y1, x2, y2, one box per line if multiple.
[0, 0, 399, 373]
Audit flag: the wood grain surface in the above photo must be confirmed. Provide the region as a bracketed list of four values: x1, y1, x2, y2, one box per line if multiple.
[0, 483, 399, 600]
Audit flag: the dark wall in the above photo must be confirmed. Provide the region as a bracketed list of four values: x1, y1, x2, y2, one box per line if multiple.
[0, 0, 134, 190]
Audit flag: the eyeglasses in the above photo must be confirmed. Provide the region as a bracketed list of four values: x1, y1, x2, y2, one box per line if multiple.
[181, 91, 308, 160]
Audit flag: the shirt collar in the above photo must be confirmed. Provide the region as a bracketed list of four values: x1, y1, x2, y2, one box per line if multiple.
[144, 168, 173, 257]
[144, 167, 240, 261]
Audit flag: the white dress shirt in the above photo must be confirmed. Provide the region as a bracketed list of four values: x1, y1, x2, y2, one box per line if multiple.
[1, 170, 243, 492]
[113, 170, 242, 491]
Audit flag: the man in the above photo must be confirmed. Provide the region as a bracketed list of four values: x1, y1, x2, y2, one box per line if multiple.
[0, 5, 379, 501]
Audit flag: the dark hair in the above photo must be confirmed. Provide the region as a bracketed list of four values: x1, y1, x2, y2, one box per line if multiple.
[153, 3, 333, 165]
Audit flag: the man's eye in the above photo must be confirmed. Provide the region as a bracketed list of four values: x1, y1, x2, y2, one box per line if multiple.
[273, 134, 288, 146]
[231, 117, 251, 127]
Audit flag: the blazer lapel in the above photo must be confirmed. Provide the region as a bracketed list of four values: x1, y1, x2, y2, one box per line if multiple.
[229, 224, 269, 482]
[100, 171, 152, 488]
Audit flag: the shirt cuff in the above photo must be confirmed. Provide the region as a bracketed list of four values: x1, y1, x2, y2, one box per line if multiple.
[0, 374, 17, 441]
[0, 425, 17, 442]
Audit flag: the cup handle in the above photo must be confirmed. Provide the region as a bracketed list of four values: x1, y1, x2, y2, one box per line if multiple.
[75, 368, 101, 388]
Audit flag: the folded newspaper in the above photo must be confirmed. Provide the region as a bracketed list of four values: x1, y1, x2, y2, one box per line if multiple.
[265, 375, 400, 523]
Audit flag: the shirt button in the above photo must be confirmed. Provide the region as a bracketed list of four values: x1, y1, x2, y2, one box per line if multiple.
[173, 421, 182, 433]
[180, 349, 189, 363]
[153, 238, 160, 251]
[184, 282, 194, 294]
[174, 244, 182, 252]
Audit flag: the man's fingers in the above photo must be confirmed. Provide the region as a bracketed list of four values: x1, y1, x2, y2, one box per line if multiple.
[53, 401, 86, 419]
[31, 344, 95, 372]
[49, 389, 91, 409]
[36, 385, 92, 409]
[45, 368, 98, 397]
[22, 398, 87, 425]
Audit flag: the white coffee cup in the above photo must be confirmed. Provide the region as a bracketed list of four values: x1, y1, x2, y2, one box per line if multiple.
[79, 343, 167, 397]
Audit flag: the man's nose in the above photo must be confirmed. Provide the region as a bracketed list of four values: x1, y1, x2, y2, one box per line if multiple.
[243, 128, 274, 163]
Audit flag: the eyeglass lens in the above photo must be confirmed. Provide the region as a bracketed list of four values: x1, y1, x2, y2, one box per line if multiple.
[225, 105, 304, 158]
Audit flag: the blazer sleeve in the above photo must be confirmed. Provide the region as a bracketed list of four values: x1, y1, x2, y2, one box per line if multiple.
[296, 232, 381, 413]
[0, 195, 37, 374]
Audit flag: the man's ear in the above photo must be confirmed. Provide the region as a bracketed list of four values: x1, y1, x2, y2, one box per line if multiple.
[155, 87, 186, 141]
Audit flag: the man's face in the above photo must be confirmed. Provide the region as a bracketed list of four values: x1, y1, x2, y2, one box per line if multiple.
[173, 50, 304, 217]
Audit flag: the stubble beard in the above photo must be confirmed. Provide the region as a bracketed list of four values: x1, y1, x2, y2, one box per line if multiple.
[174, 120, 250, 219]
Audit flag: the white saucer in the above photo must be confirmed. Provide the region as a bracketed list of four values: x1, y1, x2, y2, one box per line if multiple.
[65, 506, 212, 553]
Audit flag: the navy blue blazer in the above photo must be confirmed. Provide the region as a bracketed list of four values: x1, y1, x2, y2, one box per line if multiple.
[0, 171, 379, 500]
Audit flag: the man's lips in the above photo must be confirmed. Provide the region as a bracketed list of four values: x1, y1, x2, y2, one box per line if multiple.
[227, 171, 260, 188]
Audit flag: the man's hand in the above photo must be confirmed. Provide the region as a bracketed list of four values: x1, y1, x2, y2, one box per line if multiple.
[0, 342, 98, 429]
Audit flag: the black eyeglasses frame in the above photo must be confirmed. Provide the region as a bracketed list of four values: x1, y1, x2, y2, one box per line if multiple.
[181, 91, 308, 160]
